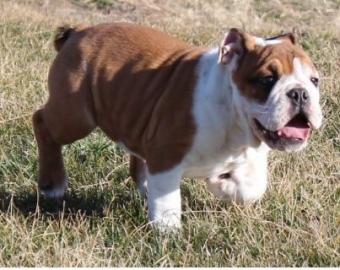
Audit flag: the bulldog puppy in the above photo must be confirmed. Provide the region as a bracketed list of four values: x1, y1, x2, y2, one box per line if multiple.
[33, 23, 322, 230]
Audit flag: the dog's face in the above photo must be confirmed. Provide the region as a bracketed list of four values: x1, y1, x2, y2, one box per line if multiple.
[219, 29, 322, 151]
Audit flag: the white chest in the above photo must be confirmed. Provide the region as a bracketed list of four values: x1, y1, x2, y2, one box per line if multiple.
[183, 114, 251, 178]
[182, 48, 256, 179]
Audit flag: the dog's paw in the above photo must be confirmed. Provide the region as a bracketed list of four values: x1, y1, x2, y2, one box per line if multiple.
[206, 172, 267, 204]
[39, 178, 68, 199]
[150, 212, 181, 233]
[206, 173, 240, 202]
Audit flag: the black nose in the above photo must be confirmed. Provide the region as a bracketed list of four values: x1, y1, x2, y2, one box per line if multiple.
[287, 88, 309, 106]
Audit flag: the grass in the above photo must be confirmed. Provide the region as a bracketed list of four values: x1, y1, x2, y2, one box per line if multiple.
[0, 0, 339, 266]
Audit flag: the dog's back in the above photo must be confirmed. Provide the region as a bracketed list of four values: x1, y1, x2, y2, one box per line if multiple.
[33, 23, 205, 195]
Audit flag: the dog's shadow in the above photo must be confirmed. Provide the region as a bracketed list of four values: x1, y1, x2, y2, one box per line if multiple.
[0, 191, 101, 217]
[0, 187, 146, 219]
[0, 181, 232, 221]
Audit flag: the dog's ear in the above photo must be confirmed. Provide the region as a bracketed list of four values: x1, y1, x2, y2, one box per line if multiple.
[265, 33, 296, 45]
[218, 28, 254, 65]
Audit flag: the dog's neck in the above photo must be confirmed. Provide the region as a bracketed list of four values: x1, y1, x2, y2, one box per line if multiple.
[195, 47, 262, 151]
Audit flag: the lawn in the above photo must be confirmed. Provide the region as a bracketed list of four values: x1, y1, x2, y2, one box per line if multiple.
[0, 0, 339, 266]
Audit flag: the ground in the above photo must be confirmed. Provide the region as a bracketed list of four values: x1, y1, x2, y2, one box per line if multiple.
[0, 0, 339, 266]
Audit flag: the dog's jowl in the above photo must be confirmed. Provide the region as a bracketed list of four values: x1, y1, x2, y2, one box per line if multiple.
[33, 23, 322, 230]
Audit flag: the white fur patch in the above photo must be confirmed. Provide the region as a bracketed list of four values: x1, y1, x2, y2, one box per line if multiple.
[289, 58, 322, 129]
[147, 164, 183, 231]
[183, 48, 261, 179]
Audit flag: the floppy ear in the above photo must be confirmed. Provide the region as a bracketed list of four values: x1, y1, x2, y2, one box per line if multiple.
[218, 28, 254, 65]
[265, 33, 296, 45]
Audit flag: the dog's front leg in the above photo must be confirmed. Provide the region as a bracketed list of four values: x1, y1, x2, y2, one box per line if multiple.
[206, 148, 268, 204]
[147, 164, 183, 231]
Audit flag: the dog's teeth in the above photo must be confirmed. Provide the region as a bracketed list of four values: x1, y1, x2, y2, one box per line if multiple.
[277, 130, 282, 136]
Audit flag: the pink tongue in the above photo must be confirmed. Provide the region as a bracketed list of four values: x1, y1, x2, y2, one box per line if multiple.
[278, 126, 310, 140]
[278, 118, 310, 140]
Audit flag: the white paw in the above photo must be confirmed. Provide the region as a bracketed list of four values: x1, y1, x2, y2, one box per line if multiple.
[150, 212, 181, 232]
[40, 179, 67, 199]
[206, 176, 240, 202]
[206, 175, 267, 204]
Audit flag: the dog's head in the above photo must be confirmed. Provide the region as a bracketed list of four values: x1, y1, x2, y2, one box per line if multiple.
[219, 29, 322, 151]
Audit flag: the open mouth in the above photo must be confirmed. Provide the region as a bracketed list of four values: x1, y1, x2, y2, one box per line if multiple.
[254, 113, 311, 146]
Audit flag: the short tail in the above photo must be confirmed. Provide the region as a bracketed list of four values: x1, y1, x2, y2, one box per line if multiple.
[53, 24, 87, 52]
[53, 25, 74, 52]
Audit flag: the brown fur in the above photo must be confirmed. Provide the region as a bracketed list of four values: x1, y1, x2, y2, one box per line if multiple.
[33, 23, 206, 191]
[233, 36, 315, 103]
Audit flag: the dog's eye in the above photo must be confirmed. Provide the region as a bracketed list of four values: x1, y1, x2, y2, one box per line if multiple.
[310, 77, 319, 87]
[252, 75, 277, 91]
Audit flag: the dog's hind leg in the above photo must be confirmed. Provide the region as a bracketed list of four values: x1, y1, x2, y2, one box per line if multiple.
[33, 109, 67, 198]
[32, 103, 96, 198]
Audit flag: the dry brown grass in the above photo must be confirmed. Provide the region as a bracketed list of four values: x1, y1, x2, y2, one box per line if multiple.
[0, 0, 339, 266]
